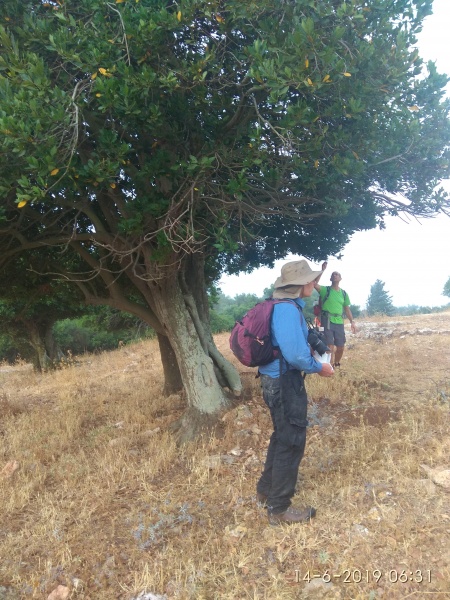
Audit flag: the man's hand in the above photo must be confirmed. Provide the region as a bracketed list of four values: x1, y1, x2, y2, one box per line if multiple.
[321, 261, 328, 271]
[318, 363, 334, 377]
[350, 321, 357, 334]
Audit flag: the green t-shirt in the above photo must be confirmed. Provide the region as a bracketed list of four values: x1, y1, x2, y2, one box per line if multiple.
[319, 286, 350, 325]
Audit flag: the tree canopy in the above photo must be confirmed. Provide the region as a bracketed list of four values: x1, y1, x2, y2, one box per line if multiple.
[366, 279, 395, 316]
[1, 0, 450, 438]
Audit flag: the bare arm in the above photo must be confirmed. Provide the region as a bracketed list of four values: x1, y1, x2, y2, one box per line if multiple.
[314, 261, 327, 292]
[344, 305, 357, 333]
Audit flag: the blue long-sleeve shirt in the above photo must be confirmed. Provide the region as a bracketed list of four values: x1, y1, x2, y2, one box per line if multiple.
[258, 298, 323, 378]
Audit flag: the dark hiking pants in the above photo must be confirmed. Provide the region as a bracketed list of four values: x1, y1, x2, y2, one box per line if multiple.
[257, 369, 308, 514]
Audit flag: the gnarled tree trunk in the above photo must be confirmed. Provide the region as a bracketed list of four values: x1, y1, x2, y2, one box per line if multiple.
[182, 254, 242, 396]
[28, 325, 50, 371]
[157, 332, 183, 395]
[24, 319, 62, 371]
[147, 264, 232, 442]
[74, 247, 242, 441]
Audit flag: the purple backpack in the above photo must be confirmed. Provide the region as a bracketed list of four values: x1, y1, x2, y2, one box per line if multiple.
[229, 299, 299, 367]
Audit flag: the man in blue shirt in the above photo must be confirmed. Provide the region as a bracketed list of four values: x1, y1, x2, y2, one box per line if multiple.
[257, 259, 334, 525]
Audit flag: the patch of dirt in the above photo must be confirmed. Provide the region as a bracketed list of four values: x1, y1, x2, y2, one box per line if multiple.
[334, 403, 400, 427]
[311, 397, 400, 428]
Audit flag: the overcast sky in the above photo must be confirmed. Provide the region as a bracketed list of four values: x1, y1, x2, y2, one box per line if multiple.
[219, 0, 450, 309]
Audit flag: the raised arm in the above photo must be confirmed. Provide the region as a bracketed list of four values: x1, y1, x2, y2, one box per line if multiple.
[314, 261, 327, 292]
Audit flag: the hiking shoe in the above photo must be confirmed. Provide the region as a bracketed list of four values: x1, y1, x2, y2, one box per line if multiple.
[268, 505, 316, 525]
[256, 492, 268, 506]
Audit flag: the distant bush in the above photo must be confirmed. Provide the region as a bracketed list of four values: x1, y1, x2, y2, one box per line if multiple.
[349, 304, 361, 318]
[210, 312, 236, 334]
[54, 309, 154, 355]
[395, 303, 450, 316]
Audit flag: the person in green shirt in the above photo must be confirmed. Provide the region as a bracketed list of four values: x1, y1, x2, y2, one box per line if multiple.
[314, 269, 357, 367]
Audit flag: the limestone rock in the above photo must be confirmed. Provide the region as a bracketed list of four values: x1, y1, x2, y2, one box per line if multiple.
[47, 586, 70, 600]
[420, 464, 450, 490]
[1, 461, 19, 479]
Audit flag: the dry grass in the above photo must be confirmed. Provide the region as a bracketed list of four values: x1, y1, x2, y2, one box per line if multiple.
[1, 313, 449, 599]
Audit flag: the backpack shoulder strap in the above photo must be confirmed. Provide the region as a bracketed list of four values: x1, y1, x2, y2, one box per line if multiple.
[322, 286, 332, 306]
[323, 286, 348, 305]
[271, 299, 304, 330]
[270, 299, 303, 373]
[270, 298, 303, 322]
[272, 298, 303, 312]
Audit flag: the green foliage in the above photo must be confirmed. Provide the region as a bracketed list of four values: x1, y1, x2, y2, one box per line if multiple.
[209, 311, 235, 335]
[395, 303, 450, 316]
[0, 0, 449, 280]
[443, 276, 450, 298]
[0, 253, 153, 360]
[210, 292, 263, 332]
[0, 253, 88, 365]
[302, 293, 317, 322]
[349, 304, 361, 318]
[54, 308, 153, 355]
[0, 332, 21, 364]
[0, 307, 152, 363]
[263, 285, 275, 299]
[366, 279, 395, 316]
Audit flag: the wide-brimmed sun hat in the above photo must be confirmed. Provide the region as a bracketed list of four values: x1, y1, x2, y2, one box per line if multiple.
[273, 260, 323, 289]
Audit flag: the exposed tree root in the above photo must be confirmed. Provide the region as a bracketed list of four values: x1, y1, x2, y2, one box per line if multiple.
[169, 404, 233, 445]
